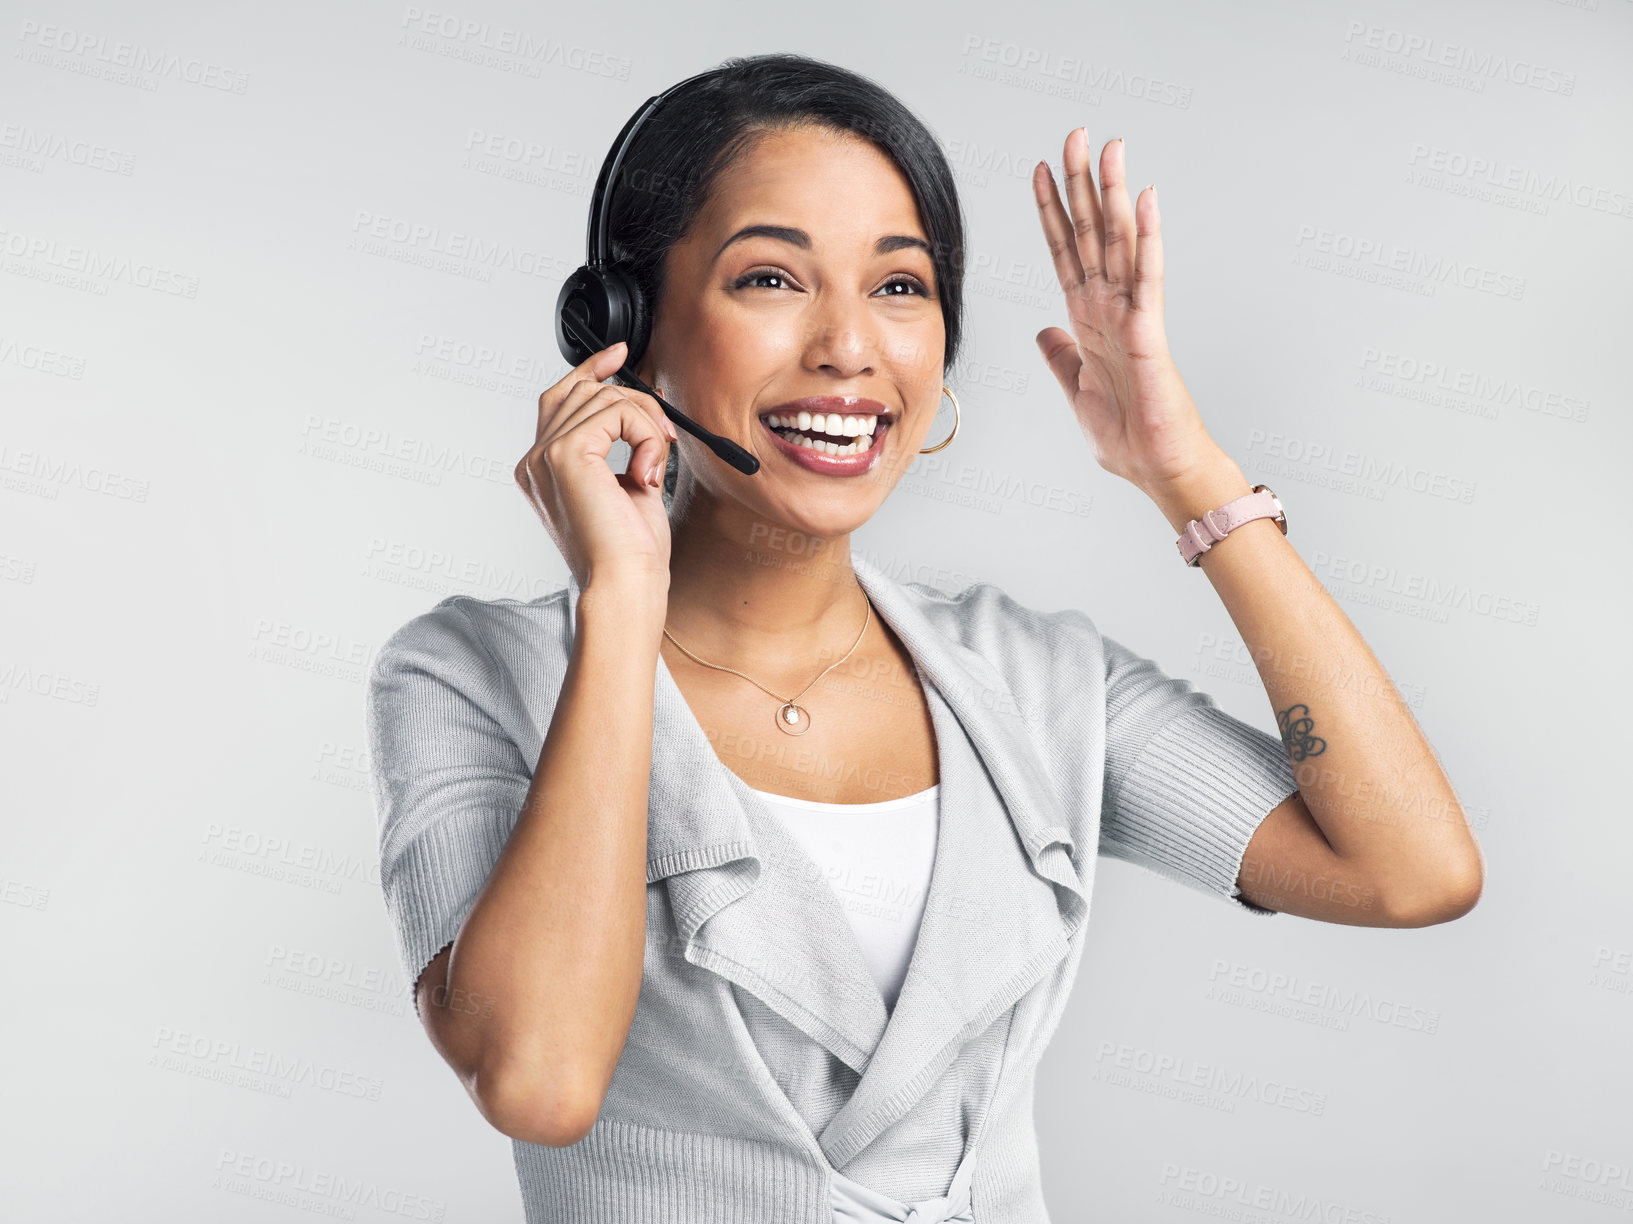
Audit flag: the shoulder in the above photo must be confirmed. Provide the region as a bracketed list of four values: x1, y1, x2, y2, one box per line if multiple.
[369, 583, 576, 691]
[885, 569, 1115, 726]
[896, 570, 1109, 672]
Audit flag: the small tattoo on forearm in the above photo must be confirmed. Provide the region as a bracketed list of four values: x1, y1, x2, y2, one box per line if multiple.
[1277, 703, 1327, 761]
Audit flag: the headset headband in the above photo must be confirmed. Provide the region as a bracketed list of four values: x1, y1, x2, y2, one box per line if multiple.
[587, 66, 723, 266]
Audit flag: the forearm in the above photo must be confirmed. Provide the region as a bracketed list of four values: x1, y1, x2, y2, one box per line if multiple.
[441, 581, 664, 1129]
[1144, 447, 1483, 914]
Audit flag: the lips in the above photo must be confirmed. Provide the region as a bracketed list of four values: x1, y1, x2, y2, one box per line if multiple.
[756, 395, 894, 475]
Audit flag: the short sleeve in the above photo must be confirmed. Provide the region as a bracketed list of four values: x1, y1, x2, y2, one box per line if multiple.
[364, 599, 532, 1015]
[1097, 632, 1299, 916]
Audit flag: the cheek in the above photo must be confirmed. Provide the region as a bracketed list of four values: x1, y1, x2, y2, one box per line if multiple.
[883, 313, 944, 374]
[696, 316, 802, 384]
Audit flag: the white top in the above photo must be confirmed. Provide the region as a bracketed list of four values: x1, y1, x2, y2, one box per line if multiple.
[747, 784, 940, 1013]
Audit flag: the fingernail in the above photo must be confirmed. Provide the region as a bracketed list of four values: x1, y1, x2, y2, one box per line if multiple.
[646, 464, 661, 488]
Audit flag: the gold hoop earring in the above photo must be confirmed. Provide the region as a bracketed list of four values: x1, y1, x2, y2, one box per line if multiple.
[918, 386, 961, 454]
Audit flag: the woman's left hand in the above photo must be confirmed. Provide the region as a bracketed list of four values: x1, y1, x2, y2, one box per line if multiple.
[1032, 131, 1222, 495]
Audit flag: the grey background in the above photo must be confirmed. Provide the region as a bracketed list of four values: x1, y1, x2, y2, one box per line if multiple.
[2, 0, 1628, 1219]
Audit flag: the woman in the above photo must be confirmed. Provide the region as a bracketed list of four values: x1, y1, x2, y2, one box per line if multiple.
[366, 53, 1483, 1223]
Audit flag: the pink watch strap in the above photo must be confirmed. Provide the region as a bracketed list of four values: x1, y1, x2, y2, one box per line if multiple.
[1176, 485, 1286, 567]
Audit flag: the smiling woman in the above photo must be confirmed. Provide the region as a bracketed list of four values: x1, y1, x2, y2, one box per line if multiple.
[576, 63, 968, 511]
[368, 49, 1481, 1224]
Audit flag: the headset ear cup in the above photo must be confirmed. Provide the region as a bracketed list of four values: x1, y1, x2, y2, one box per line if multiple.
[555, 266, 616, 366]
[554, 263, 649, 371]
[602, 262, 649, 372]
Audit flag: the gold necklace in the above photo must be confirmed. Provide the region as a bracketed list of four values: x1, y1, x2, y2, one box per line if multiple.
[661, 587, 872, 736]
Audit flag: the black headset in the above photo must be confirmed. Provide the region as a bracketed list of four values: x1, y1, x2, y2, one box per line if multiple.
[554, 68, 761, 476]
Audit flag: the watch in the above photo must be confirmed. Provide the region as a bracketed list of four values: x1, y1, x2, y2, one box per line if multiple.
[1176, 485, 1286, 567]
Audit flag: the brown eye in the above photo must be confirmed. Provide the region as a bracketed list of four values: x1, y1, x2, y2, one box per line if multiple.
[733, 267, 794, 290]
[876, 275, 931, 298]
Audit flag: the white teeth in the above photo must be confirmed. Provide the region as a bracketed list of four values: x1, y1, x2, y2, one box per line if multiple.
[766, 420, 881, 456]
[761, 409, 889, 460]
[763, 410, 881, 440]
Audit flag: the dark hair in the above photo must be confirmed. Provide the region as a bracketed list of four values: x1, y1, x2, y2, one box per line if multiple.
[598, 53, 968, 506]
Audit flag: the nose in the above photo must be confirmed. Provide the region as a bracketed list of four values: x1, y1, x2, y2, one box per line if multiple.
[805, 296, 880, 380]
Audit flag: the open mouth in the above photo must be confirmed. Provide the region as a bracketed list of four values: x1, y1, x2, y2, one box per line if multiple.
[758, 409, 893, 458]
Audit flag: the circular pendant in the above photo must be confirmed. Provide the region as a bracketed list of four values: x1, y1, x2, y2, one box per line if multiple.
[775, 701, 811, 735]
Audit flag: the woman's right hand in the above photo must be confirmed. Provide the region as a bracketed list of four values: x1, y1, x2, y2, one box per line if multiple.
[515, 340, 677, 596]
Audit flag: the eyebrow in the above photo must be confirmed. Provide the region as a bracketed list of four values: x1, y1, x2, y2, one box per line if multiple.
[711, 224, 932, 264]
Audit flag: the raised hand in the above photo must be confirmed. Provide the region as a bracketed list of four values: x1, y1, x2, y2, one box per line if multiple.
[515, 340, 675, 599]
[1032, 131, 1219, 494]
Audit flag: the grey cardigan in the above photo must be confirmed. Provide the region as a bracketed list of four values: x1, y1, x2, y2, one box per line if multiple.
[364, 552, 1298, 1222]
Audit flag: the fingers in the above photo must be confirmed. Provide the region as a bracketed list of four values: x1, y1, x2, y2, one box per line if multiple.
[1035, 133, 1158, 306]
[628, 429, 670, 491]
[537, 340, 628, 441]
[558, 376, 675, 452]
[536, 337, 677, 455]
[1097, 139, 1136, 287]
[533, 382, 672, 490]
[1132, 184, 1163, 315]
[518, 340, 677, 501]
[1059, 127, 1102, 284]
[1033, 141, 1087, 290]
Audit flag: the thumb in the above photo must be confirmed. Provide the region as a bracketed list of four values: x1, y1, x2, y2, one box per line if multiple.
[593, 340, 629, 381]
[1035, 327, 1082, 398]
